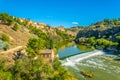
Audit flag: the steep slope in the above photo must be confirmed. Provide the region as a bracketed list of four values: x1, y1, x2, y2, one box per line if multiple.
[75, 18, 120, 41]
[0, 24, 31, 48]
[0, 13, 76, 51]
[76, 26, 120, 40]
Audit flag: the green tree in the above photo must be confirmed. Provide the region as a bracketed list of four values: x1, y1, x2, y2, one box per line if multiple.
[116, 36, 120, 47]
[12, 23, 19, 31]
[0, 13, 14, 25]
[0, 57, 13, 80]
[111, 19, 117, 25]
[13, 55, 30, 80]
[26, 38, 39, 56]
[53, 58, 62, 70]
[26, 38, 46, 56]
[104, 18, 110, 24]
[1, 34, 10, 42]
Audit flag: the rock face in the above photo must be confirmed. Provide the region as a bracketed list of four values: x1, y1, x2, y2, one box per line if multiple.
[75, 26, 120, 40]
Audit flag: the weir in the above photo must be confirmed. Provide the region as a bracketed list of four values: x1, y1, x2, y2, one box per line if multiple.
[59, 50, 92, 60]
[58, 45, 93, 60]
[60, 50, 105, 66]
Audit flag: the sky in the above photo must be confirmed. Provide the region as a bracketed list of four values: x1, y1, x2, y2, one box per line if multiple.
[0, 0, 120, 28]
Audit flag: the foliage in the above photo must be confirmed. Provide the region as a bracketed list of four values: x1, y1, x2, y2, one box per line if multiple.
[1, 34, 10, 42]
[0, 40, 9, 50]
[115, 36, 120, 50]
[79, 37, 118, 49]
[26, 38, 46, 56]
[56, 29, 71, 40]
[14, 18, 22, 24]
[77, 45, 93, 50]
[116, 36, 120, 41]
[53, 58, 61, 70]
[94, 18, 120, 26]
[118, 54, 120, 57]
[0, 12, 14, 25]
[104, 18, 110, 25]
[31, 27, 48, 39]
[52, 58, 77, 80]
[12, 23, 19, 31]
[0, 54, 76, 80]
[30, 27, 73, 49]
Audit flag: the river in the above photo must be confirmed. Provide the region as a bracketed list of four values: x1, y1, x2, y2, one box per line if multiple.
[58, 44, 93, 60]
[57, 43, 120, 80]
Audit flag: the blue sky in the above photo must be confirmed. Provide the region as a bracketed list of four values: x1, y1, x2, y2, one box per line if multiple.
[0, 0, 120, 27]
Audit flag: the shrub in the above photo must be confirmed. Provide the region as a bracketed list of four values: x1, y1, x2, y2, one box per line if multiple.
[1, 34, 10, 42]
[0, 13, 14, 25]
[12, 23, 18, 31]
[0, 40, 9, 50]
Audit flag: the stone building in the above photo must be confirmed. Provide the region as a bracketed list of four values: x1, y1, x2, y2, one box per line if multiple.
[40, 49, 54, 62]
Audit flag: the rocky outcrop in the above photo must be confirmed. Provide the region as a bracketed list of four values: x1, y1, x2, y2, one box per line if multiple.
[76, 26, 120, 40]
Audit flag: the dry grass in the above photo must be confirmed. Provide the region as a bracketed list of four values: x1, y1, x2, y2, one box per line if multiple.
[0, 24, 31, 48]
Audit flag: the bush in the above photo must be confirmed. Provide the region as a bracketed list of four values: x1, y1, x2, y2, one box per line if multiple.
[1, 34, 10, 42]
[12, 23, 18, 31]
[0, 13, 14, 25]
[0, 40, 9, 50]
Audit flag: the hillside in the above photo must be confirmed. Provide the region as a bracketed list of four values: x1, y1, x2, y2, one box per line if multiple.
[76, 26, 120, 41]
[0, 24, 31, 48]
[0, 13, 76, 51]
[0, 13, 78, 80]
[75, 18, 120, 40]
[75, 18, 120, 52]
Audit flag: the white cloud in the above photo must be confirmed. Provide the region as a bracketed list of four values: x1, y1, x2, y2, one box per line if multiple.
[72, 22, 79, 25]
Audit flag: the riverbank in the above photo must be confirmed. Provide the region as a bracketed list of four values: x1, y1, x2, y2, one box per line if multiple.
[61, 50, 105, 66]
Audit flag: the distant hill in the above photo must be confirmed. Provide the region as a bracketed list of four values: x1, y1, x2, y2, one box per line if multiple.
[75, 18, 120, 41]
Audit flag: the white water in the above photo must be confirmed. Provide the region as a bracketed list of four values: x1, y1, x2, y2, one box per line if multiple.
[61, 50, 105, 66]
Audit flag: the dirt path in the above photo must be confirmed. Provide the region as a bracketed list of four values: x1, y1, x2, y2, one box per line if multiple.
[0, 46, 25, 59]
[1, 46, 23, 54]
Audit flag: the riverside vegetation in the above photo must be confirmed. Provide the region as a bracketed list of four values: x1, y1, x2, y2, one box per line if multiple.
[75, 18, 120, 56]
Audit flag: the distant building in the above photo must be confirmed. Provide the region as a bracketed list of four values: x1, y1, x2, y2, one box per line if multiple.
[39, 49, 54, 62]
[58, 26, 65, 31]
[38, 23, 46, 28]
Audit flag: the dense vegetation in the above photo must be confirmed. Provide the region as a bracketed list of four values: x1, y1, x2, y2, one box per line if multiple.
[0, 54, 76, 80]
[78, 37, 118, 49]
[0, 12, 14, 25]
[93, 18, 120, 26]
[56, 29, 72, 40]
[0, 36, 77, 80]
